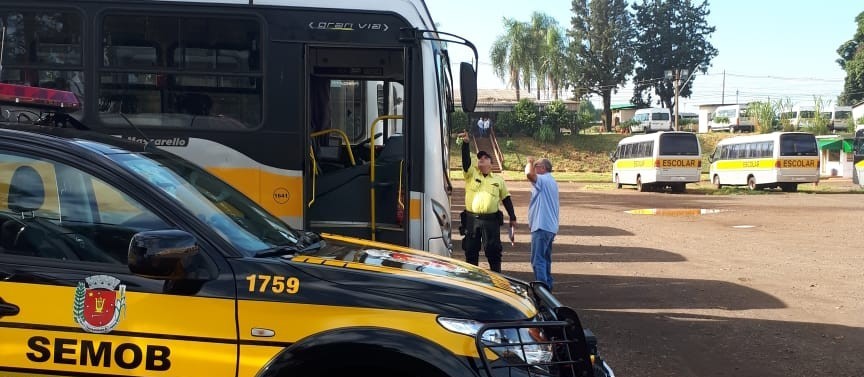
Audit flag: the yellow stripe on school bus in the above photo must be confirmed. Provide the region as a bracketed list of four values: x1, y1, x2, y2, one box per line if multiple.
[614, 158, 655, 169]
[715, 158, 775, 170]
[207, 167, 303, 218]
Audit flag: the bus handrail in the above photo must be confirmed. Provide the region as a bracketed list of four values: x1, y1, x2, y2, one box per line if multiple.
[309, 128, 357, 166]
[307, 146, 318, 208]
[369, 115, 405, 241]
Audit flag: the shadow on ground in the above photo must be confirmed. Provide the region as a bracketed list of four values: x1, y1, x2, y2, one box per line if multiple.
[501, 270, 863, 377]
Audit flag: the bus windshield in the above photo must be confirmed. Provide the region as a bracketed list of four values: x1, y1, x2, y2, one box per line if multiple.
[659, 134, 700, 156]
[779, 134, 818, 156]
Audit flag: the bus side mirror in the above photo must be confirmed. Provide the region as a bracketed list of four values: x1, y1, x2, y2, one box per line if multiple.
[459, 62, 477, 113]
[609, 152, 617, 162]
[708, 155, 715, 163]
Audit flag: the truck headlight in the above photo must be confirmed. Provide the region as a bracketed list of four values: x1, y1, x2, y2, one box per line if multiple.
[437, 317, 554, 366]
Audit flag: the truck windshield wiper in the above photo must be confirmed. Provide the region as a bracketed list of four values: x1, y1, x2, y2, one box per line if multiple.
[254, 240, 325, 258]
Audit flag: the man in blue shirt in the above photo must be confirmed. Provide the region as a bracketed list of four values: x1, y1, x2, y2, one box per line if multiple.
[525, 157, 559, 290]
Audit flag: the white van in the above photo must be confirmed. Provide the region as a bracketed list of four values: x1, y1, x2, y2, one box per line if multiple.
[708, 104, 754, 133]
[827, 105, 853, 131]
[610, 131, 702, 192]
[785, 104, 817, 129]
[709, 132, 819, 192]
[630, 108, 672, 133]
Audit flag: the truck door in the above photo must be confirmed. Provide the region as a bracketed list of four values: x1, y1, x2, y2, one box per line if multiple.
[0, 150, 238, 376]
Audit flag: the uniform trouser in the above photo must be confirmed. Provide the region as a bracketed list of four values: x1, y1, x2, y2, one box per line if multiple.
[461, 217, 502, 272]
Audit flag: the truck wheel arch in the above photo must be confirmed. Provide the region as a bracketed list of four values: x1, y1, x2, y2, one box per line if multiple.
[256, 327, 475, 377]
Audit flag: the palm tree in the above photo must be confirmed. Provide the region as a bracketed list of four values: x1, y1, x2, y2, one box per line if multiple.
[528, 13, 558, 100]
[491, 18, 533, 101]
[538, 19, 567, 100]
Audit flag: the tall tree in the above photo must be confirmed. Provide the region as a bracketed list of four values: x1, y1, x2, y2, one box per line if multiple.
[491, 18, 533, 101]
[544, 27, 568, 100]
[837, 11, 864, 106]
[569, 0, 636, 131]
[631, 0, 718, 112]
[528, 13, 558, 100]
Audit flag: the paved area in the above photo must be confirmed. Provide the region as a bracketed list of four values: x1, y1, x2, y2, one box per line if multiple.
[452, 180, 864, 377]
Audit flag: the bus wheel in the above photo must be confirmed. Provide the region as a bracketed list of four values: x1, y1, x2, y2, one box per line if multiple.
[713, 175, 722, 189]
[780, 183, 798, 192]
[637, 176, 647, 192]
[672, 183, 686, 193]
[614, 175, 622, 189]
[747, 176, 757, 190]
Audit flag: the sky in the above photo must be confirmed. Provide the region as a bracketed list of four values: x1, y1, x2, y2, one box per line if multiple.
[425, 0, 862, 111]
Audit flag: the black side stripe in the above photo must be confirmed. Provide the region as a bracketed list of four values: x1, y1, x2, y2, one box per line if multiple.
[0, 322, 291, 347]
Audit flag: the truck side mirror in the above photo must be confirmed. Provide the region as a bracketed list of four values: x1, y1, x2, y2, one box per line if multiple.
[128, 230, 200, 279]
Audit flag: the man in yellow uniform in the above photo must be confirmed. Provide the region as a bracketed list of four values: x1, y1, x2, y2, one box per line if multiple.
[459, 132, 516, 272]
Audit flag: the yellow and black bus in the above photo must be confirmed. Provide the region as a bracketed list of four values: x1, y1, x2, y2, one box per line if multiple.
[709, 132, 819, 192]
[610, 131, 702, 193]
[0, 0, 478, 256]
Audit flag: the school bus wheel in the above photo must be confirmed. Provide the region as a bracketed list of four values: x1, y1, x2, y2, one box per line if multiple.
[712, 175, 722, 189]
[780, 183, 798, 193]
[614, 174, 622, 189]
[637, 176, 647, 192]
[747, 176, 757, 191]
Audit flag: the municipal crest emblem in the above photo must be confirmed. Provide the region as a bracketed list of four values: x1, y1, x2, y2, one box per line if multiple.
[73, 275, 126, 333]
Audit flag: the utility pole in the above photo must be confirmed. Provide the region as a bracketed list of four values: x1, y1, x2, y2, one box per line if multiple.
[665, 68, 690, 131]
[721, 70, 725, 104]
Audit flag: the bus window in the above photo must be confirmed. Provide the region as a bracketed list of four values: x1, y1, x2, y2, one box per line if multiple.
[98, 14, 262, 129]
[780, 134, 818, 156]
[658, 133, 699, 156]
[0, 10, 84, 107]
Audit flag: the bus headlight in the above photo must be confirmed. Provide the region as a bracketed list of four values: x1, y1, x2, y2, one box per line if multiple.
[437, 317, 554, 366]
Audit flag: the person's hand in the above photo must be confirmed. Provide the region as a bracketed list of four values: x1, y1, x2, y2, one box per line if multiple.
[526, 156, 536, 165]
[460, 131, 470, 142]
[509, 219, 517, 228]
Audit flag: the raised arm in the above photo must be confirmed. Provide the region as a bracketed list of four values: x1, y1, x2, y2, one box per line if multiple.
[525, 156, 538, 183]
[460, 132, 471, 172]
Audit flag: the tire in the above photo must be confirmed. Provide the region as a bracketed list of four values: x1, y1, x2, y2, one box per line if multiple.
[747, 176, 757, 191]
[637, 176, 647, 192]
[780, 183, 798, 192]
[713, 175, 722, 190]
[614, 174, 622, 189]
[672, 183, 686, 193]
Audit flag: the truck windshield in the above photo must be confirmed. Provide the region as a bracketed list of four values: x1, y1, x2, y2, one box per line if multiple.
[109, 151, 301, 255]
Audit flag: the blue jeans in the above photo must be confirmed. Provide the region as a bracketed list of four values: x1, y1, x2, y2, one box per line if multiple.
[530, 229, 555, 290]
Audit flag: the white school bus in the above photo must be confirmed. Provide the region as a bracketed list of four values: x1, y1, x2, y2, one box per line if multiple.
[610, 132, 702, 193]
[709, 132, 819, 192]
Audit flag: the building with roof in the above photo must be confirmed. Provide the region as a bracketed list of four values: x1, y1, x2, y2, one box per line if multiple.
[816, 135, 856, 177]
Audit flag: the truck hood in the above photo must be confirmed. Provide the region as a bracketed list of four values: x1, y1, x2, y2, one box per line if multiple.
[293, 234, 525, 296]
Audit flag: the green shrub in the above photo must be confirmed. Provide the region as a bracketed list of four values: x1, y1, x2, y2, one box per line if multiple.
[534, 125, 556, 144]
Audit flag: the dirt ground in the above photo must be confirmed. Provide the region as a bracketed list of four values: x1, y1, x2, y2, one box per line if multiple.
[451, 179, 864, 377]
